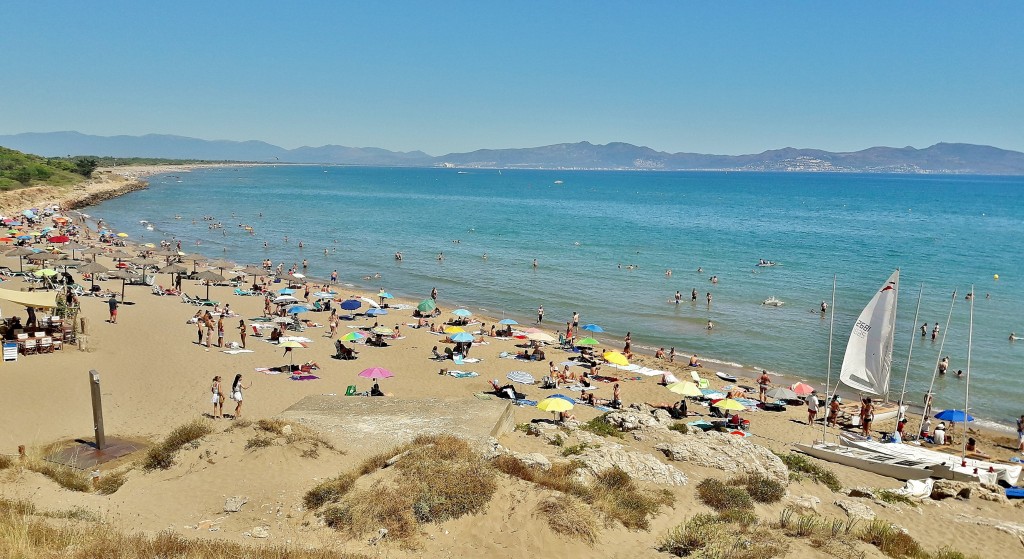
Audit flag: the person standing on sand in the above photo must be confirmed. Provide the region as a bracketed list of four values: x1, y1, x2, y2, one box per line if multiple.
[827, 395, 841, 427]
[537, 305, 544, 323]
[217, 316, 225, 348]
[1016, 415, 1024, 453]
[668, 347, 675, 363]
[238, 319, 247, 349]
[757, 370, 771, 402]
[572, 312, 579, 331]
[231, 373, 251, 419]
[197, 319, 204, 345]
[211, 376, 224, 418]
[860, 398, 874, 437]
[806, 392, 819, 424]
[107, 296, 119, 324]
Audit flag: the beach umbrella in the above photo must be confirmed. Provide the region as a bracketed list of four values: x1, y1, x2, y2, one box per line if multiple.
[6, 246, 36, 271]
[523, 327, 542, 334]
[79, 261, 109, 291]
[933, 409, 974, 423]
[506, 370, 535, 385]
[208, 259, 235, 278]
[278, 288, 295, 295]
[108, 268, 140, 301]
[108, 249, 134, 261]
[313, 292, 336, 300]
[603, 351, 630, 366]
[47, 235, 70, 244]
[82, 246, 106, 256]
[193, 269, 226, 300]
[358, 366, 394, 379]
[292, 272, 305, 280]
[273, 295, 298, 304]
[340, 299, 362, 311]
[714, 398, 747, 411]
[452, 308, 472, 317]
[790, 382, 815, 396]
[366, 308, 388, 317]
[667, 382, 703, 397]
[0, 237, 13, 243]
[278, 340, 305, 369]
[130, 257, 161, 268]
[582, 324, 604, 333]
[417, 298, 436, 313]
[151, 248, 180, 257]
[577, 337, 600, 346]
[287, 305, 310, 315]
[180, 253, 206, 273]
[241, 265, 269, 284]
[359, 296, 380, 309]
[33, 268, 58, 277]
[51, 258, 82, 269]
[765, 387, 799, 401]
[450, 332, 474, 343]
[341, 331, 365, 342]
[444, 325, 466, 334]
[527, 331, 555, 343]
[498, 318, 518, 325]
[116, 232, 129, 238]
[371, 326, 394, 336]
[538, 397, 574, 420]
[158, 262, 188, 286]
[272, 316, 293, 324]
[26, 252, 56, 262]
[61, 242, 89, 259]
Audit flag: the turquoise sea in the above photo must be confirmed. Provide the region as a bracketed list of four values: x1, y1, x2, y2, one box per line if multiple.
[86, 167, 1024, 427]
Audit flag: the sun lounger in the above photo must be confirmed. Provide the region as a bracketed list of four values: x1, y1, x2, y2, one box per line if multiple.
[345, 385, 357, 396]
[690, 370, 711, 389]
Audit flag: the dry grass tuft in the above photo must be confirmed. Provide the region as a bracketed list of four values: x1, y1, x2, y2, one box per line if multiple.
[0, 454, 14, 469]
[858, 519, 925, 559]
[95, 470, 129, 495]
[660, 513, 789, 559]
[26, 460, 92, 492]
[581, 413, 624, 438]
[535, 497, 598, 544]
[775, 452, 843, 492]
[323, 484, 419, 544]
[142, 419, 212, 470]
[304, 472, 359, 510]
[245, 436, 274, 450]
[732, 474, 785, 504]
[696, 478, 753, 512]
[491, 454, 538, 482]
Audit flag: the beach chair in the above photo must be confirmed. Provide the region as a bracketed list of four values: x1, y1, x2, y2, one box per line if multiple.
[690, 370, 711, 389]
[22, 337, 37, 355]
[39, 337, 53, 353]
[152, 285, 166, 296]
[181, 293, 197, 305]
[234, 287, 254, 296]
[345, 385, 357, 396]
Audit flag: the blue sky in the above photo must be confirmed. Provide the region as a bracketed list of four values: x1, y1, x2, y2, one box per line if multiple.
[2, 1, 1021, 155]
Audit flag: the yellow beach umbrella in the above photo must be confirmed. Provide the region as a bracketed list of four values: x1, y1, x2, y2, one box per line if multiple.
[116, 232, 129, 238]
[603, 351, 629, 366]
[715, 398, 747, 411]
[526, 331, 555, 343]
[667, 382, 703, 397]
[371, 326, 394, 336]
[444, 326, 466, 334]
[537, 397, 574, 413]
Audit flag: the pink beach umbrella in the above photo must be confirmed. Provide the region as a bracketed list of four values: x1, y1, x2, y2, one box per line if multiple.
[357, 367, 394, 380]
[790, 382, 815, 396]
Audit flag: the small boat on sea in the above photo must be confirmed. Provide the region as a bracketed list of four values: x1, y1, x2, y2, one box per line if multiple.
[756, 259, 778, 267]
[715, 371, 737, 382]
[793, 442, 934, 480]
[762, 296, 784, 307]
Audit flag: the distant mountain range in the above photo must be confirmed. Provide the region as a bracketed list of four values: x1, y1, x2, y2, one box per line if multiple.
[2, 131, 1024, 175]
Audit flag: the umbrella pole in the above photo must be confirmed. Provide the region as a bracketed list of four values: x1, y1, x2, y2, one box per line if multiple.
[121, 279, 126, 301]
[206, 282, 211, 300]
[19, 255, 23, 272]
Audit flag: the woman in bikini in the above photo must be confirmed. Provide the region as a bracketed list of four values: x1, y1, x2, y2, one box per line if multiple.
[211, 376, 224, 418]
[238, 319, 247, 349]
[231, 373, 252, 419]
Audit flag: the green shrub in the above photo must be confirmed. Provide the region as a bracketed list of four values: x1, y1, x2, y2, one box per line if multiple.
[561, 442, 593, 457]
[858, 519, 924, 559]
[304, 472, 358, 510]
[95, 471, 128, 495]
[739, 474, 785, 503]
[27, 462, 91, 492]
[142, 420, 213, 470]
[658, 514, 724, 556]
[696, 478, 753, 512]
[244, 436, 273, 450]
[581, 413, 624, 438]
[668, 422, 689, 434]
[775, 452, 842, 492]
[875, 489, 916, 507]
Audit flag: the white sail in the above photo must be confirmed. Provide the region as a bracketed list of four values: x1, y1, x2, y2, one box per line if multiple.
[840, 270, 899, 396]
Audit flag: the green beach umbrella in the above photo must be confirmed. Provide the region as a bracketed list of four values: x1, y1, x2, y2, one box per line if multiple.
[417, 298, 436, 313]
[577, 337, 600, 346]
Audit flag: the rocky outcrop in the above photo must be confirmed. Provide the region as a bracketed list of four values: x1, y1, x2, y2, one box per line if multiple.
[655, 431, 788, 483]
[576, 443, 687, 486]
[605, 406, 674, 432]
[785, 494, 821, 512]
[834, 499, 876, 520]
[224, 496, 247, 512]
[930, 480, 972, 500]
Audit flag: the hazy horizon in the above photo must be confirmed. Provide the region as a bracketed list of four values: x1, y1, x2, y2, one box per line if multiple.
[2, 2, 1021, 154]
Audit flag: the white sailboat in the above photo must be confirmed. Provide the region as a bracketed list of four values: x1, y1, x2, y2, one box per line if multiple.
[837, 269, 902, 423]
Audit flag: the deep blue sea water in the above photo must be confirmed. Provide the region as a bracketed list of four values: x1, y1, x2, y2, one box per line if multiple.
[86, 167, 1024, 426]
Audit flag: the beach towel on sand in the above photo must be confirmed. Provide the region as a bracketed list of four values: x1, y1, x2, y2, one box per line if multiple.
[289, 374, 319, 381]
[514, 399, 538, 407]
[447, 370, 479, 378]
[255, 367, 286, 375]
[222, 349, 254, 355]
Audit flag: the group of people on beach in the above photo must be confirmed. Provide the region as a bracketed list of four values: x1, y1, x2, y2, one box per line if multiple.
[210, 373, 251, 419]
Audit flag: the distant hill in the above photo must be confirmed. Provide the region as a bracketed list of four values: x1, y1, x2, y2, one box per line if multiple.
[0, 146, 89, 191]
[2, 131, 1023, 174]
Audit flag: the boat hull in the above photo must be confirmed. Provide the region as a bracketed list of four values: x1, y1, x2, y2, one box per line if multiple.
[793, 442, 934, 481]
[839, 435, 1019, 486]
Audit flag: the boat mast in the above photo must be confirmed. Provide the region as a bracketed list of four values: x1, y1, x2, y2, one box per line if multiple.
[896, 283, 925, 420]
[960, 286, 974, 464]
[822, 274, 837, 442]
[917, 289, 957, 437]
[884, 268, 900, 402]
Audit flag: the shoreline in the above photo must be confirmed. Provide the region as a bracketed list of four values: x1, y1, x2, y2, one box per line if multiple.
[11, 167, 1016, 435]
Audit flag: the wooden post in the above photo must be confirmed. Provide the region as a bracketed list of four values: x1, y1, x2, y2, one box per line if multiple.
[89, 370, 105, 450]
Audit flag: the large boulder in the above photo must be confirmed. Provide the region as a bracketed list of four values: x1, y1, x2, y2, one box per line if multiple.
[604, 409, 665, 431]
[930, 479, 972, 500]
[655, 431, 788, 483]
[576, 443, 688, 486]
[834, 499, 876, 520]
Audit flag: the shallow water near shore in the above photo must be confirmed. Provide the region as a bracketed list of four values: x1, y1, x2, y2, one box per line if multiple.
[85, 166, 1024, 426]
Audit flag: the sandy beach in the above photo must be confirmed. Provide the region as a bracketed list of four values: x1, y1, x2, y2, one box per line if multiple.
[1, 180, 1022, 558]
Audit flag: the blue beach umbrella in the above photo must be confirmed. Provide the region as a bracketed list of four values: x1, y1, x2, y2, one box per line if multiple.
[366, 308, 388, 317]
[933, 409, 974, 423]
[287, 305, 310, 314]
[378, 292, 393, 299]
[582, 324, 604, 333]
[499, 318, 518, 325]
[340, 299, 362, 311]
[550, 394, 576, 404]
[452, 308, 472, 317]
[278, 288, 295, 295]
[450, 332, 474, 342]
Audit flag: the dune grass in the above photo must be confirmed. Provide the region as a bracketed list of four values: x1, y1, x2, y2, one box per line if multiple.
[659, 513, 788, 559]
[142, 419, 213, 470]
[695, 478, 753, 512]
[0, 497, 369, 559]
[535, 497, 598, 544]
[775, 451, 843, 492]
[580, 413, 624, 438]
[731, 474, 785, 504]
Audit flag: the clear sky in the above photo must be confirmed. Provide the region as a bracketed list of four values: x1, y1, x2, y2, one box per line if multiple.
[2, 1, 1021, 155]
